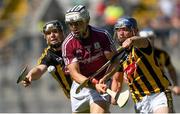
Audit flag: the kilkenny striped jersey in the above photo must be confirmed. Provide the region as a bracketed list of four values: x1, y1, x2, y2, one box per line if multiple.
[154, 47, 173, 72]
[120, 45, 170, 102]
[38, 46, 72, 99]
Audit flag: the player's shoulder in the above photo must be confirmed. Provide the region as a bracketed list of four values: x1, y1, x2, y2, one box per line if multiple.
[90, 26, 112, 39]
[62, 33, 74, 45]
[41, 47, 50, 56]
[91, 26, 110, 35]
[155, 47, 168, 54]
[37, 47, 51, 65]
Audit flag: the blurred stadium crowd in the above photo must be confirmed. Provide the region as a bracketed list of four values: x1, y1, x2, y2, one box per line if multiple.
[0, 0, 180, 113]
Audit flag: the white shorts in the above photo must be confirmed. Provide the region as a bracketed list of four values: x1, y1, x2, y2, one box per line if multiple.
[70, 81, 110, 112]
[135, 91, 174, 113]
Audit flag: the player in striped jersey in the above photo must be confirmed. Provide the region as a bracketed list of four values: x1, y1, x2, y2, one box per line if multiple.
[139, 28, 180, 95]
[22, 20, 72, 99]
[62, 5, 116, 113]
[99, 17, 174, 113]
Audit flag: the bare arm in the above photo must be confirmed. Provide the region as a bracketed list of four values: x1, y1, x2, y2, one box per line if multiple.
[111, 72, 123, 105]
[167, 65, 180, 95]
[111, 72, 123, 92]
[22, 64, 47, 87]
[122, 36, 149, 49]
[68, 61, 108, 93]
[104, 50, 115, 60]
[67, 62, 88, 84]
[168, 66, 178, 86]
[168, 67, 178, 85]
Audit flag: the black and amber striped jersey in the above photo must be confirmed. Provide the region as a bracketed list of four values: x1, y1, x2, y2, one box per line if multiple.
[154, 47, 174, 72]
[38, 46, 72, 99]
[120, 45, 170, 102]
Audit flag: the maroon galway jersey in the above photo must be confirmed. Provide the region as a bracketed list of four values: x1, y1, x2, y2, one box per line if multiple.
[62, 26, 115, 80]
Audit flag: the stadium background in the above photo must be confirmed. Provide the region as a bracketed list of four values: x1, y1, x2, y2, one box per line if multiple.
[0, 0, 180, 112]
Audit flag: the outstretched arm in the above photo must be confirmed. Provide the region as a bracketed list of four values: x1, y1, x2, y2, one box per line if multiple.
[111, 71, 123, 105]
[22, 64, 47, 87]
[122, 36, 149, 49]
[167, 64, 180, 95]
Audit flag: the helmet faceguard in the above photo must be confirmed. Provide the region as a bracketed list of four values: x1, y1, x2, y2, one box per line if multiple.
[65, 5, 90, 23]
[42, 20, 63, 34]
[42, 20, 64, 49]
[113, 17, 138, 44]
[114, 17, 137, 30]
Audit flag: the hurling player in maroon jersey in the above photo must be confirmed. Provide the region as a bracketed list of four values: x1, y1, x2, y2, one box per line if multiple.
[62, 5, 116, 113]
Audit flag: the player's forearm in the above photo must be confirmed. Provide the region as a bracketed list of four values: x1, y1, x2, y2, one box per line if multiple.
[67, 63, 88, 84]
[111, 72, 123, 92]
[71, 72, 88, 84]
[110, 72, 122, 105]
[131, 36, 149, 48]
[169, 69, 178, 85]
[104, 51, 115, 60]
[27, 65, 46, 80]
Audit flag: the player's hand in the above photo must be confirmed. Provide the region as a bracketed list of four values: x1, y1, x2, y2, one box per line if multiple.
[111, 94, 118, 105]
[171, 86, 180, 95]
[21, 76, 32, 87]
[99, 78, 105, 84]
[122, 38, 133, 49]
[95, 83, 107, 94]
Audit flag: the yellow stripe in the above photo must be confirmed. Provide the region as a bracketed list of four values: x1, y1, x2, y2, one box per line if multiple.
[50, 70, 60, 82]
[155, 52, 166, 72]
[148, 53, 169, 88]
[37, 46, 50, 65]
[138, 50, 169, 89]
[50, 71, 70, 98]
[134, 72, 150, 95]
[137, 58, 158, 90]
[128, 48, 170, 102]
[165, 90, 174, 112]
[133, 49, 161, 96]
[56, 65, 70, 90]
[61, 88, 70, 99]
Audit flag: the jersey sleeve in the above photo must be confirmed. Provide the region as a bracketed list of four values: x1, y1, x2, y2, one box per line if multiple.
[103, 30, 116, 52]
[37, 49, 51, 67]
[139, 41, 152, 55]
[164, 51, 172, 69]
[62, 38, 77, 66]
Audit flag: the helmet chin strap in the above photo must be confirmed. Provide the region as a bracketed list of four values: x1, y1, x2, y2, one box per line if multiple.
[79, 26, 89, 40]
[50, 42, 62, 49]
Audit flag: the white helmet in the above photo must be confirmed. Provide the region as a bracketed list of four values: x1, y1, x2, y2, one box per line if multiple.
[139, 28, 156, 38]
[65, 5, 90, 23]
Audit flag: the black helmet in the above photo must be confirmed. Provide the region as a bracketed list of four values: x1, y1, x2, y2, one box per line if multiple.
[42, 20, 63, 34]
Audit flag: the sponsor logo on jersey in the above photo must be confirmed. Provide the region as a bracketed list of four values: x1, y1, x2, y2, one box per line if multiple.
[94, 42, 100, 49]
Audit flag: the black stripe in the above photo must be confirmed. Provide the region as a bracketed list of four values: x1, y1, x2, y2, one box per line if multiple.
[153, 51, 160, 67]
[75, 5, 84, 12]
[136, 50, 164, 89]
[131, 73, 145, 96]
[54, 71, 70, 92]
[165, 90, 174, 113]
[129, 84, 140, 101]
[136, 65, 155, 93]
[66, 74, 72, 87]
[70, 5, 78, 12]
